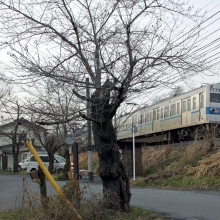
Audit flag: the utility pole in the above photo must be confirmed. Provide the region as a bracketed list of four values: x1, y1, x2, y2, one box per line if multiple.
[73, 142, 79, 179]
[86, 78, 93, 182]
[126, 102, 138, 181]
[132, 124, 136, 181]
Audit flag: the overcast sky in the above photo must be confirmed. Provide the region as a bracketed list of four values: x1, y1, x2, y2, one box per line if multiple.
[188, 0, 220, 86]
[0, 0, 219, 95]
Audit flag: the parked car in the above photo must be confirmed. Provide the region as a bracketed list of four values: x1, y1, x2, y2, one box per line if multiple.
[55, 155, 74, 172]
[18, 157, 30, 170]
[26, 154, 68, 174]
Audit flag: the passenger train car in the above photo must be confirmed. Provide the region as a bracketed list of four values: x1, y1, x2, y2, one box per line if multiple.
[117, 83, 220, 144]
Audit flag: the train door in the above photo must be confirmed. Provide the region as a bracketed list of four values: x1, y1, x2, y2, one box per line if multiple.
[199, 92, 205, 121]
[181, 97, 191, 125]
[152, 108, 160, 131]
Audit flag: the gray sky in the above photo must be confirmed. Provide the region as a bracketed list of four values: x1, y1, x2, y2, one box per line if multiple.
[0, 0, 219, 99]
[189, 0, 220, 86]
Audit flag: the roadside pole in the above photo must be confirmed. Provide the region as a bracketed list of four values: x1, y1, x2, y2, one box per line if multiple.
[86, 78, 93, 182]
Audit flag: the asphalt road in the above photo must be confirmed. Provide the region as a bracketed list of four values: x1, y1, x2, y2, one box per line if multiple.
[0, 174, 220, 220]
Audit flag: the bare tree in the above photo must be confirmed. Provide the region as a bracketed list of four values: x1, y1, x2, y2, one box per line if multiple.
[0, 101, 26, 172]
[0, 73, 10, 100]
[23, 79, 82, 178]
[0, 0, 216, 211]
[168, 85, 186, 97]
[151, 85, 185, 104]
[151, 95, 166, 105]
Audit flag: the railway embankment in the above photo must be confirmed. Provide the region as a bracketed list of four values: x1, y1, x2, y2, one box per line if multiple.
[79, 138, 220, 190]
[131, 139, 220, 189]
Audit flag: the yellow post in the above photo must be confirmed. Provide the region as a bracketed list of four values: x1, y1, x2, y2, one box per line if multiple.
[25, 139, 82, 220]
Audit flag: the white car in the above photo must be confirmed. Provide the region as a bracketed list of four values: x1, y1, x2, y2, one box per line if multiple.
[18, 157, 30, 170]
[27, 154, 68, 174]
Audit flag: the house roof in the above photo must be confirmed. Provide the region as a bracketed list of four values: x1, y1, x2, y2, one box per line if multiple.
[0, 117, 46, 131]
[0, 144, 44, 154]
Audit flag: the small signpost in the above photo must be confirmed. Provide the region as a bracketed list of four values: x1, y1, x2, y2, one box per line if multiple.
[64, 132, 75, 180]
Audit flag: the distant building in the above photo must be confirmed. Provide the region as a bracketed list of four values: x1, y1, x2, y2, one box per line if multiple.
[0, 118, 47, 171]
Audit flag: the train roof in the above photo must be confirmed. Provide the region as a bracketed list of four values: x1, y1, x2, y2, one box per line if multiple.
[118, 82, 220, 118]
[118, 82, 220, 119]
[141, 82, 220, 110]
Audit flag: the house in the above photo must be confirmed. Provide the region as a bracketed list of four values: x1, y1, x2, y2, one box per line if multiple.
[0, 118, 47, 171]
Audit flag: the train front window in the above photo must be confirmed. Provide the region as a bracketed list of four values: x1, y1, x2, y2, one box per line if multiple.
[210, 93, 220, 103]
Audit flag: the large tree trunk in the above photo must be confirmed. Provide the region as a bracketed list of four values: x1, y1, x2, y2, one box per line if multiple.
[91, 84, 131, 212]
[92, 119, 131, 211]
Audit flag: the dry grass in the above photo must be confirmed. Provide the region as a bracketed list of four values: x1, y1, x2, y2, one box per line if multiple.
[192, 152, 220, 178]
[78, 151, 99, 175]
[142, 146, 172, 168]
[142, 139, 220, 185]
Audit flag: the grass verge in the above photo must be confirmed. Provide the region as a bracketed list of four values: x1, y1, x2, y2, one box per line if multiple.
[131, 176, 220, 190]
[0, 206, 171, 220]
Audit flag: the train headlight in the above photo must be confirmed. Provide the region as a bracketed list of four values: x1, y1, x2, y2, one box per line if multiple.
[210, 108, 219, 114]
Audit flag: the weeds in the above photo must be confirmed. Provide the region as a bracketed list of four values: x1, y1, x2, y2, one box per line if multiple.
[0, 178, 171, 220]
[137, 135, 220, 190]
[0, 206, 170, 220]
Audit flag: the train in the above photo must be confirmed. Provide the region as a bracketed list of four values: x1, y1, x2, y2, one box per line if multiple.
[117, 82, 220, 145]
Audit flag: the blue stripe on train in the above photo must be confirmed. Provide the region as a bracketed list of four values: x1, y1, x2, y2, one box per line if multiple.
[119, 107, 220, 132]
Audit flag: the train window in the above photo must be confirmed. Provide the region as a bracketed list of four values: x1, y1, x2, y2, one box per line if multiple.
[187, 99, 191, 111]
[145, 113, 149, 122]
[157, 109, 160, 120]
[149, 112, 152, 121]
[182, 100, 186, 113]
[140, 115, 144, 124]
[153, 110, 156, 120]
[170, 104, 176, 116]
[161, 108, 163, 119]
[177, 102, 180, 114]
[133, 116, 137, 125]
[164, 106, 169, 118]
[138, 115, 143, 124]
[193, 97, 196, 110]
[200, 93, 204, 108]
[210, 93, 220, 103]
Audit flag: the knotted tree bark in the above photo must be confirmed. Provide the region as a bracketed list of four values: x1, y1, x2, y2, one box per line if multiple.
[91, 81, 131, 212]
